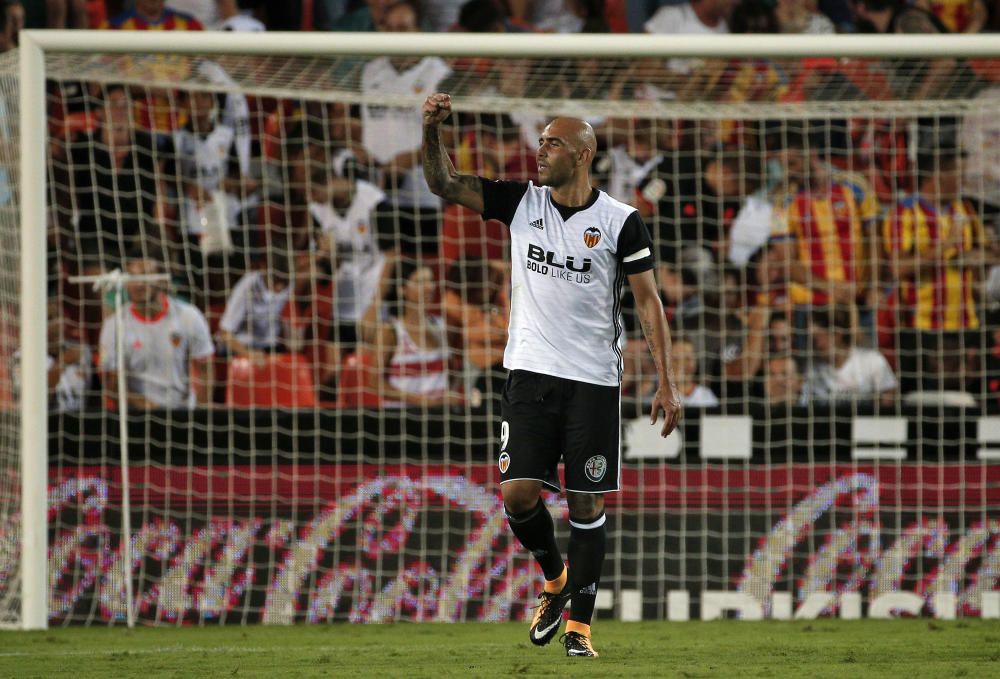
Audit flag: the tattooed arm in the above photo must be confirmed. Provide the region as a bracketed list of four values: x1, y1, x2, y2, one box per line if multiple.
[628, 268, 682, 437]
[421, 93, 485, 214]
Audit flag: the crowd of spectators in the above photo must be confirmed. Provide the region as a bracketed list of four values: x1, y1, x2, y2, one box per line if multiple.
[8, 0, 1000, 417]
[17, 1, 1000, 35]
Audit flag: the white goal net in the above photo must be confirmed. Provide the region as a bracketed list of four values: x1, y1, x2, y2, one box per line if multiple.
[0, 49, 18, 627]
[5, 33, 1000, 627]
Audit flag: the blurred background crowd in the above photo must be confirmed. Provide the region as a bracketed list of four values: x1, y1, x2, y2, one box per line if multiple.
[4, 0, 1000, 419]
[9, 0, 1000, 35]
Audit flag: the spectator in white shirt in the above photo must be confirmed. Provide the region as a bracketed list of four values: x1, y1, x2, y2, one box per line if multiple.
[172, 86, 256, 246]
[216, 0, 266, 30]
[644, 0, 736, 78]
[645, 0, 734, 34]
[802, 305, 898, 406]
[99, 248, 215, 409]
[169, 0, 265, 29]
[729, 0, 835, 34]
[217, 250, 294, 362]
[360, 0, 452, 253]
[167, 0, 218, 26]
[310, 148, 391, 347]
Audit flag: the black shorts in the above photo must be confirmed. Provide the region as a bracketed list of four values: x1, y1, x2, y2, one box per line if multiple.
[498, 369, 621, 494]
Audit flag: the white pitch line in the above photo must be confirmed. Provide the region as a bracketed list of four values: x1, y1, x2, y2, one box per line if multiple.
[0, 645, 345, 659]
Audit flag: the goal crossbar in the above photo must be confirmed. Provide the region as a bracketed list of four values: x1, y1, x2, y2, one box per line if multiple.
[20, 30, 1000, 59]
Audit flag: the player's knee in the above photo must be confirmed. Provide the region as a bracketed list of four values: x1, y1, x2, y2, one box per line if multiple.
[501, 481, 542, 515]
[566, 492, 604, 521]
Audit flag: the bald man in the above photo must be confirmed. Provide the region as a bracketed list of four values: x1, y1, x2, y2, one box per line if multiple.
[423, 93, 681, 658]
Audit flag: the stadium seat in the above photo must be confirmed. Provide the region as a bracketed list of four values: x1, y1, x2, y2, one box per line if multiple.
[226, 353, 317, 408]
[336, 351, 382, 408]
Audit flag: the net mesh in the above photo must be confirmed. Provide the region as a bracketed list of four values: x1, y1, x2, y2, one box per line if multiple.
[0, 49, 20, 627]
[8, 46, 1000, 625]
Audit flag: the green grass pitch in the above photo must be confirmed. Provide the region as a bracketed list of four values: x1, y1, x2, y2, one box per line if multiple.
[2, 620, 998, 678]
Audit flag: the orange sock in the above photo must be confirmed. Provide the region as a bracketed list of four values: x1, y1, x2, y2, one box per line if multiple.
[566, 621, 591, 637]
[543, 566, 568, 594]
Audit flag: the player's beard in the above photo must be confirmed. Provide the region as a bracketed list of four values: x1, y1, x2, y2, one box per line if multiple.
[537, 163, 571, 188]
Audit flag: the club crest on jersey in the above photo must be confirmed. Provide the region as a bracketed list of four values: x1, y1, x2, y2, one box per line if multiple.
[584, 455, 607, 482]
[170, 333, 183, 347]
[498, 452, 511, 474]
[583, 227, 602, 248]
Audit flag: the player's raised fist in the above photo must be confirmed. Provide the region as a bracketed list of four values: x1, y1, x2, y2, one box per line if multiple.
[422, 93, 452, 126]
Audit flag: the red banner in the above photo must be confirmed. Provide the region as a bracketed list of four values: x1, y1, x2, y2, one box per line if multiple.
[24, 462, 1000, 624]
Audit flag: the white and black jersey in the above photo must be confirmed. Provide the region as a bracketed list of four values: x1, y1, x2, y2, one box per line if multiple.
[173, 120, 237, 193]
[309, 179, 386, 322]
[482, 180, 654, 387]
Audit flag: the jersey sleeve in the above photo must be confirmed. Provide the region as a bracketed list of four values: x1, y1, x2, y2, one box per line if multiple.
[480, 178, 529, 226]
[617, 211, 655, 275]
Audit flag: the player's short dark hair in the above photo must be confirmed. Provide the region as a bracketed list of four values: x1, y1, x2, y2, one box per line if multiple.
[92, 83, 129, 108]
[126, 243, 168, 271]
[810, 305, 854, 345]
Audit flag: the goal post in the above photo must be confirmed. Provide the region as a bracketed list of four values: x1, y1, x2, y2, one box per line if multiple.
[9, 29, 1000, 628]
[17, 32, 46, 632]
